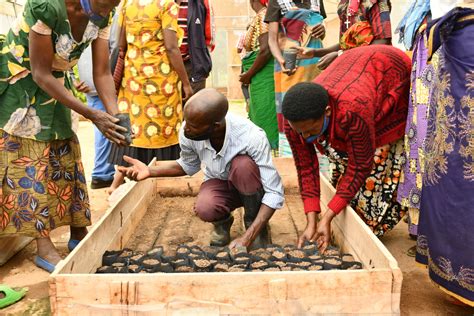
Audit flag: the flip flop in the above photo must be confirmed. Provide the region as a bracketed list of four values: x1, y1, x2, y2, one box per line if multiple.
[67, 239, 80, 252]
[0, 285, 27, 309]
[406, 245, 417, 257]
[34, 256, 56, 273]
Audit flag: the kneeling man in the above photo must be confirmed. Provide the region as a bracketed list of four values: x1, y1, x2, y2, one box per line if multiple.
[119, 89, 284, 249]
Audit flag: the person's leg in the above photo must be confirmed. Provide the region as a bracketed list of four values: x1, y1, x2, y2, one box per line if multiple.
[0, 130, 64, 269]
[107, 170, 125, 195]
[86, 95, 115, 188]
[194, 179, 241, 246]
[63, 136, 93, 252]
[36, 237, 62, 265]
[228, 155, 271, 248]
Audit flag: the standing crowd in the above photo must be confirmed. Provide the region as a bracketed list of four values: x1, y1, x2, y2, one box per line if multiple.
[0, 0, 472, 308]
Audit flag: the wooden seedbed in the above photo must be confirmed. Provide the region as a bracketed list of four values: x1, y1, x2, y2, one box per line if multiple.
[49, 158, 402, 315]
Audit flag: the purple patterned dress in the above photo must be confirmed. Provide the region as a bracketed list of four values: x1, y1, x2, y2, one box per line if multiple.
[397, 26, 434, 236]
[416, 8, 474, 305]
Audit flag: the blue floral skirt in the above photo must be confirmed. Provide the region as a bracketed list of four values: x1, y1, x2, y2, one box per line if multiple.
[0, 129, 91, 238]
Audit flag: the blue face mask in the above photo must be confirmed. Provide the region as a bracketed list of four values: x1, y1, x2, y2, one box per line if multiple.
[305, 115, 330, 144]
[80, 0, 107, 24]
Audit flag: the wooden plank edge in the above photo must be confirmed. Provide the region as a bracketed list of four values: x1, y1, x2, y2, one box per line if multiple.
[51, 268, 394, 314]
[319, 173, 402, 313]
[53, 159, 158, 276]
[0, 236, 33, 266]
[320, 173, 400, 269]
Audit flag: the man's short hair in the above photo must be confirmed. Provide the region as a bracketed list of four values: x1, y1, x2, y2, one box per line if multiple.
[282, 82, 329, 121]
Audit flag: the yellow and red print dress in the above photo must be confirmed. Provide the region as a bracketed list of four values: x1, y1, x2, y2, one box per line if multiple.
[118, 0, 184, 149]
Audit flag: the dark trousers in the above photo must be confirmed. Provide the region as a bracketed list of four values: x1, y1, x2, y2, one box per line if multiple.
[194, 155, 262, 222]
[184, 59, 206, 93]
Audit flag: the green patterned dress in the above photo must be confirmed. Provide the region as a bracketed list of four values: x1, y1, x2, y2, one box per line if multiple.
[0, 0, 111, 238]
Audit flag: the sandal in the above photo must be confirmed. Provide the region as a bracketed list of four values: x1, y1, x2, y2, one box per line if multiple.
[34, 256, 56, 273]
[67, 239, 80, 252]
[0, 285, 27, 309]
[407, 245, 417, 257]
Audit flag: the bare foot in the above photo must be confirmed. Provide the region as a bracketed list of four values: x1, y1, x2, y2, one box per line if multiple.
[70, 226, 88, 241]
[36, 237, 62, 265]
[108, 171, 125, 195]
[107, 185, 119, 196]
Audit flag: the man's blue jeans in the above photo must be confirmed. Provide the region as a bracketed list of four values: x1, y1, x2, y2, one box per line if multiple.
[86, 95, 115, 181]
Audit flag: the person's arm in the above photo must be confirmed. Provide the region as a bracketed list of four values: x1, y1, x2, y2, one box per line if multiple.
[327, 111, 374, 214]
[315, 111, 374, 252]
[267, 22, 295, 75]
[162, 2, 193, 101]
[118, 155, 186, 180]
[204, 0, 216, 52]
[267, 22, 284, 66]
[284, 120, 322, 247]
[92, 37, 119, 115]
[29, 32, 93, 119]
[29, 30, 126, 145]
[118, 129, 198, 180]
[230, 132, 284, 248]
[284, 121, 321, 212]
[229, 204, 275, 249]
[297, 43, 339, 59]
[239, 33, 272, 85]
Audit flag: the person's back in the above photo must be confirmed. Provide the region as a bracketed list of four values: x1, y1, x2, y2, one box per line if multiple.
[315, 45, 411, 148]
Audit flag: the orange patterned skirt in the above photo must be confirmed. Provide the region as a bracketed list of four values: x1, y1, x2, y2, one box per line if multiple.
[0, 130, 91, 238]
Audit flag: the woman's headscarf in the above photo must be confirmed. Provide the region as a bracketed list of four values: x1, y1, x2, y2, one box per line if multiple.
[259, 0, 268, 6]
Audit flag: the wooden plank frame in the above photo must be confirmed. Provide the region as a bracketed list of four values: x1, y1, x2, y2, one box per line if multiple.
[0, 236, 33, 266]
[49, 158, 402, 315]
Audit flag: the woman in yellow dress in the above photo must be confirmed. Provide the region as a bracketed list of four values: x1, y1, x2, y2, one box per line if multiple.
[109, 0, 193, 192]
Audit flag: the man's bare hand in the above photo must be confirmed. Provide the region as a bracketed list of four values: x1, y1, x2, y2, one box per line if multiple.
[117, 155, 151, 181]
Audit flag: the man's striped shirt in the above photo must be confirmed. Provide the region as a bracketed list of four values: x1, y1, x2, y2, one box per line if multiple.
[177, 113, 285, 210]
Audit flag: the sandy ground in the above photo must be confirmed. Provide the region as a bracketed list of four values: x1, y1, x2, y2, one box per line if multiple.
[1, 102, 474, 315]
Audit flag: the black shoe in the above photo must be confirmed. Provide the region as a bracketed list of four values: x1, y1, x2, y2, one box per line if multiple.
[241, 189, 272, 250]
[210, 215, 234, 247]
[90, 178, 113, 189]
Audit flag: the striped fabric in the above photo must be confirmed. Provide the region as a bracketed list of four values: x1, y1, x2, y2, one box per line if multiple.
[178, 0, 189, 59]
[177, 113, 285, 210]
[277, 0, 320, 14]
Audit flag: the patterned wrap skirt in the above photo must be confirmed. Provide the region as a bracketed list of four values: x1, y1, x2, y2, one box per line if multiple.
[0, 130, 91, 238]
[325, 138, 406, 237]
